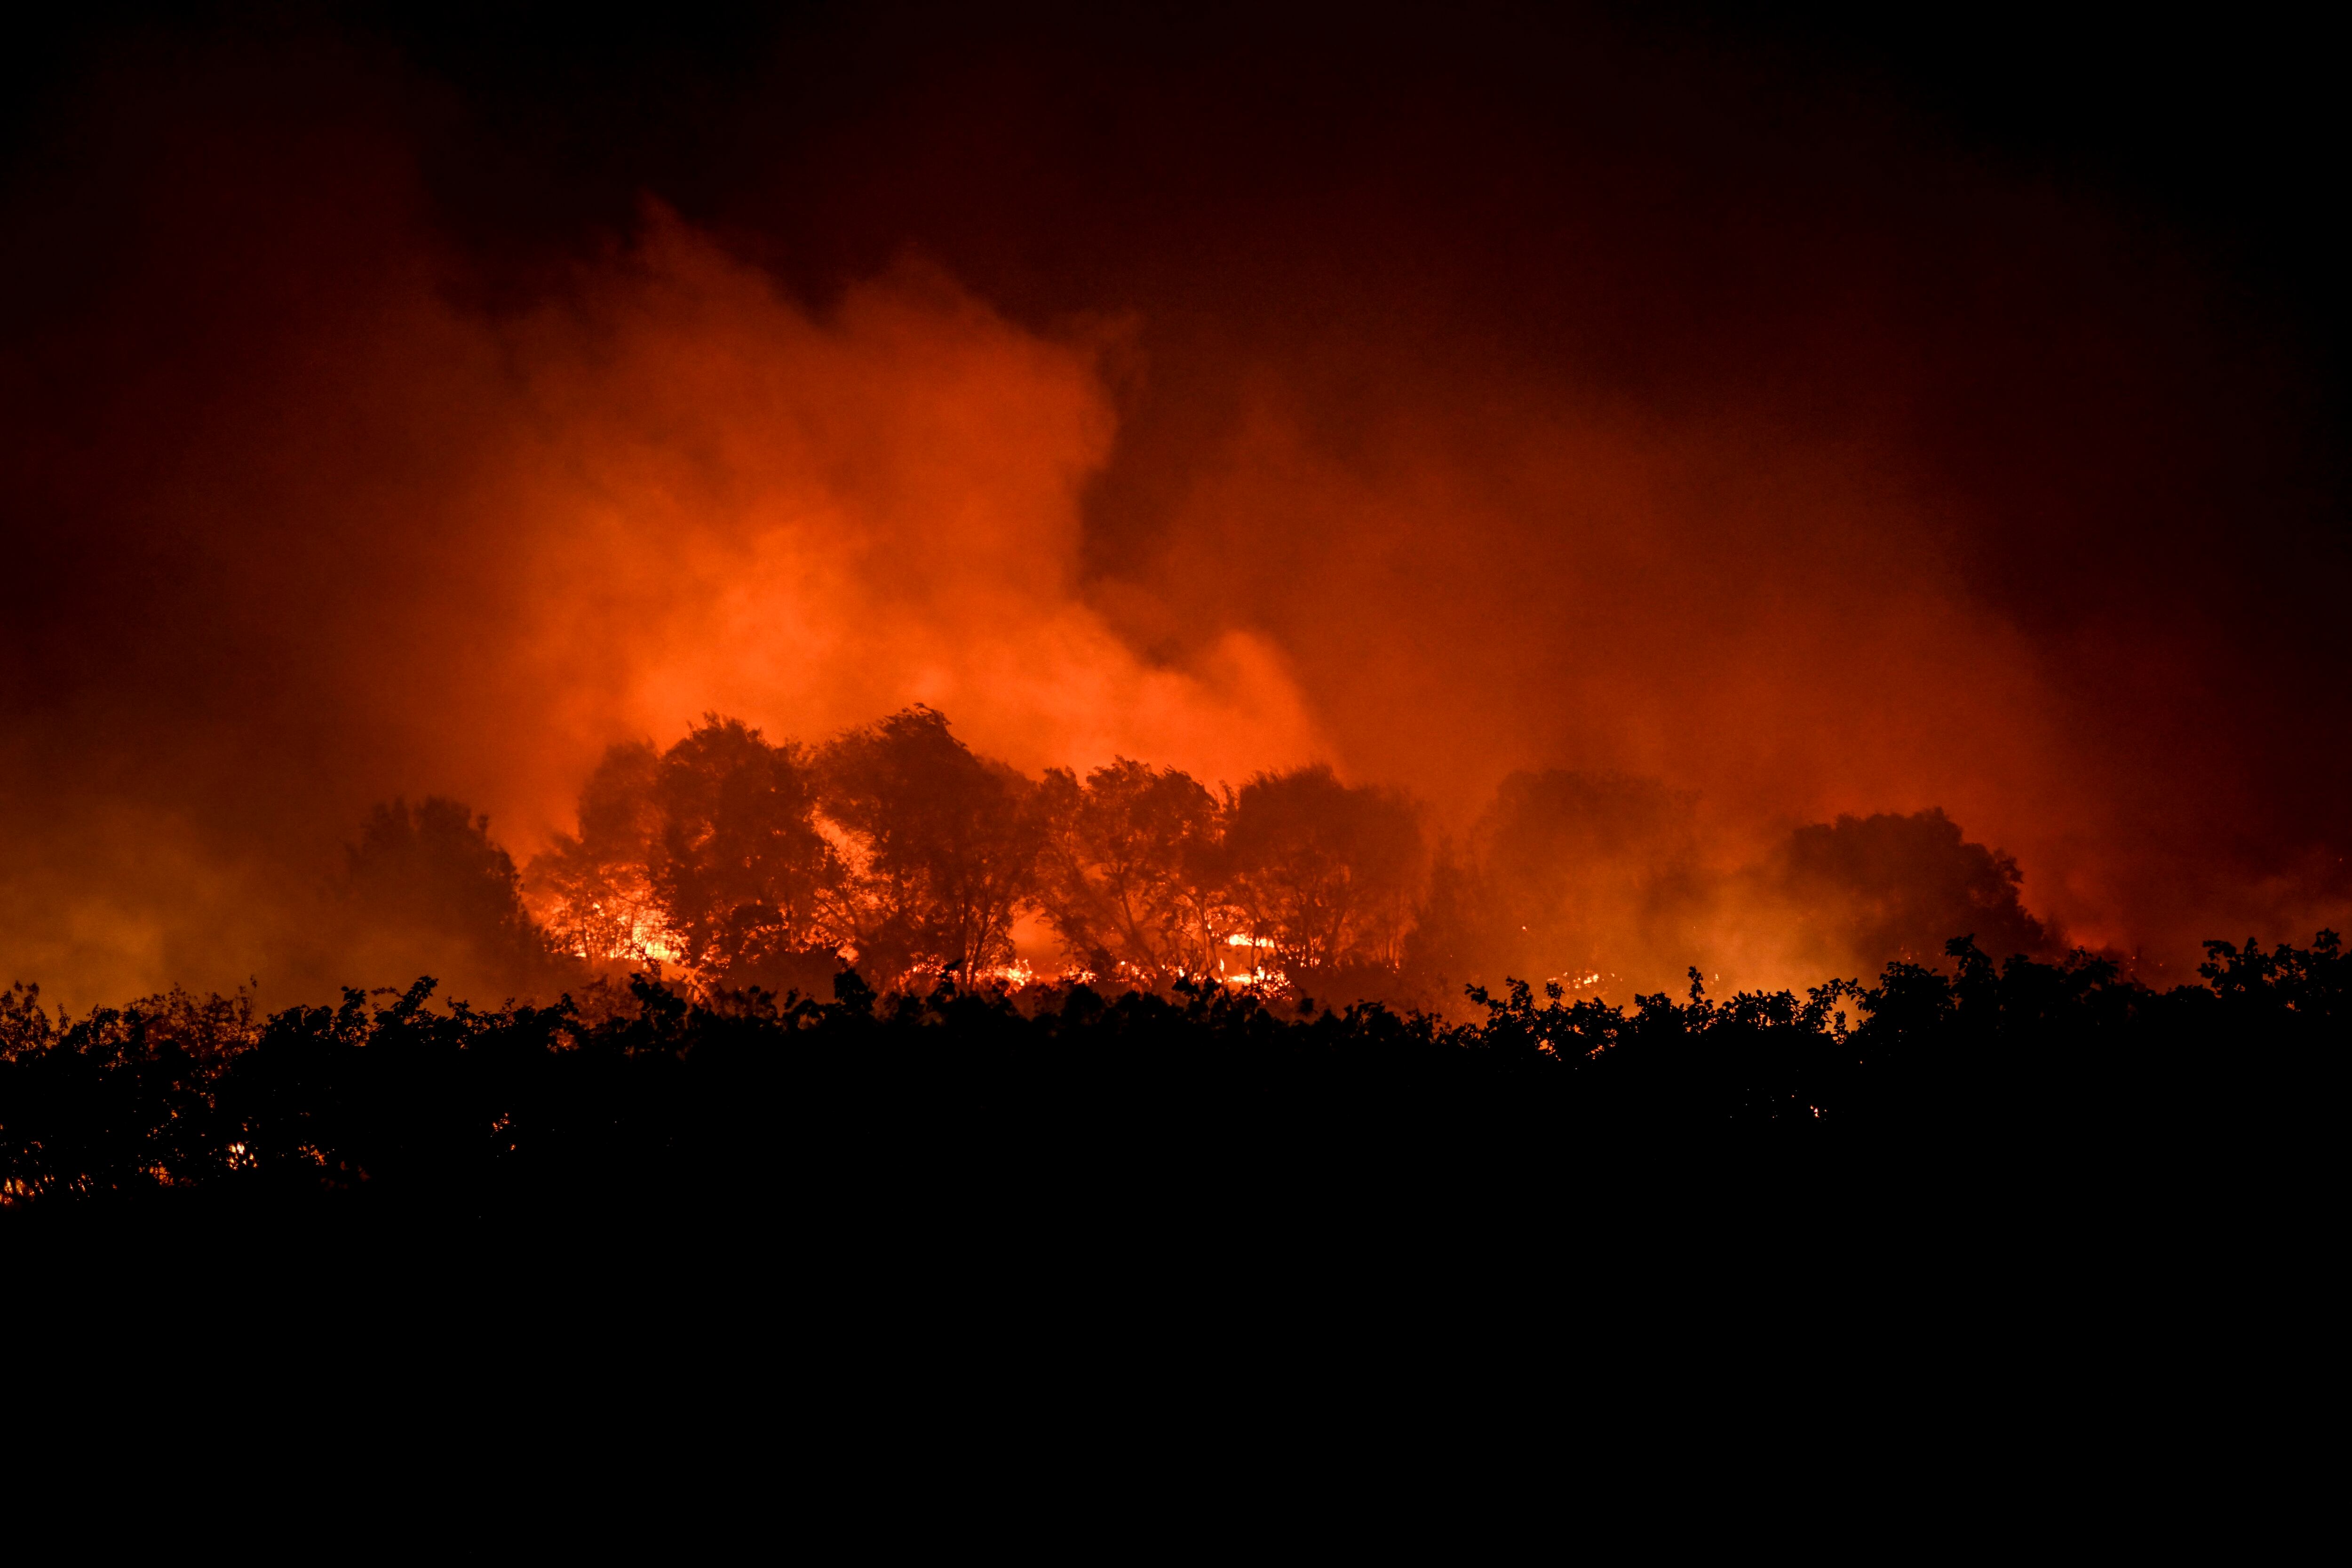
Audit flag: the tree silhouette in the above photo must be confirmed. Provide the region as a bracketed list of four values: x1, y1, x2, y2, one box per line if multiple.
[649, 716, 841, 987]
[1033, 758, 1231, 985]
[526, 739, 669, 965]
[374, 704, 2089, 1015]
[1224, 765, 1422, 979]
[818, 706, 1044, 982]
[1772, 807, 2056, 975]
[340, 796, 556, 998]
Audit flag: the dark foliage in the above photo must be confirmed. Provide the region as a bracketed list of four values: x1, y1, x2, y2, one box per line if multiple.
[4, 932, 2336, 1225]
[1033, 757, 1227, 986]
[336, 796, 562, 1000]
[650, 716, 839, 983]
[1224, 765, 1423, 979]
[499, 710, 2080, 1009]
[1774, 807, 2056, 974]
[817, 705, 1046, 982]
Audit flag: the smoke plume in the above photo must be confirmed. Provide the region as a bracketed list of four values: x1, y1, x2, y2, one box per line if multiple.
[1, 11, 2343, 1007]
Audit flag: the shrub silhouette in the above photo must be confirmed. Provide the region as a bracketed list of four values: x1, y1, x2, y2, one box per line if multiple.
[3, 933, 2336, 1216]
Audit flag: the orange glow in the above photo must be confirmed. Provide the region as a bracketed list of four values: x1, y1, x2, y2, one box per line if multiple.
[494, 219, 1324, 834]
[0, 26, 2342, 1011]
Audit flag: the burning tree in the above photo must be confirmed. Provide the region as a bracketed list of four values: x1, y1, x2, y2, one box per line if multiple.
[650, 716, 843, 986]
[524, 715, 1437, 998]
[816, 707, 1045, 984]
[1224, 765, 1423, 981]
[526, 718, 846, 992]
[1032, 758, 1234, 985]
[530, 708, 1054, 995]
[526, 740, 674, 966]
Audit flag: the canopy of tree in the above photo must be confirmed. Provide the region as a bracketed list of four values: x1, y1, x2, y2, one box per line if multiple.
[515, 708, 1442, 1001]
[444, 706, 2072, 1012]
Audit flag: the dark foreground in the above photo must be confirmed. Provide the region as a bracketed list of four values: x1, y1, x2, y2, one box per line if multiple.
[3, 934, 2337, 1257]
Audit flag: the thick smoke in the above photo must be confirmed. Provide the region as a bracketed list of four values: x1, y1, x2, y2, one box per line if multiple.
[0, 54, 1317, 1005]
[0, 14, 2343, 1008]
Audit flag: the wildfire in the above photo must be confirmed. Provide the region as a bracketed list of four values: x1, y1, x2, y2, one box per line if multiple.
[606, 906, 684, 966]
[524, 853, 689, 969]
[1216, 931, 1283, 988]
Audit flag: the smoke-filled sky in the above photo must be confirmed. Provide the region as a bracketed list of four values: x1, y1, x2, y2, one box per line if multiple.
[3, 3, 2345, 1005]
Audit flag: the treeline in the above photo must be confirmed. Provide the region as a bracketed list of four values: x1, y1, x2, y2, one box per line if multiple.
[347, 706, 2061, 1009]
[524, 707, 1418, 997]
[1, 931, 2337, 1214]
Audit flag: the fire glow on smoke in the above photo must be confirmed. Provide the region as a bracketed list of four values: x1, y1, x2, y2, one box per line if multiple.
[0, 17, 2343, 1011]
